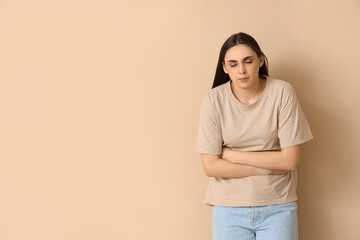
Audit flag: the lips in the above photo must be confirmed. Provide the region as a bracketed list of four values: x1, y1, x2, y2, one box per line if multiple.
[238, 77, 249, 81]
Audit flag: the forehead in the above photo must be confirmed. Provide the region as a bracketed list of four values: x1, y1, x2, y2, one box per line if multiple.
[224, 44, 256, 61]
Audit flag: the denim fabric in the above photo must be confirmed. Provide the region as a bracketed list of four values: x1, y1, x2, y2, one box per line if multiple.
[212, 201, 298, 240]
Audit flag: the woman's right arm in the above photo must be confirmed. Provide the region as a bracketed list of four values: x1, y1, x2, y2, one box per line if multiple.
[200, 154, 289, 179]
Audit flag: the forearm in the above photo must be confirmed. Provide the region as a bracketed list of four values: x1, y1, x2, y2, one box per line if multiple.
[222, 148, 297, 170]
[208, 158, 272, 179]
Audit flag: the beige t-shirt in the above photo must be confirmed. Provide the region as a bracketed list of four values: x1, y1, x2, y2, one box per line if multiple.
[195, 76, 314, 207]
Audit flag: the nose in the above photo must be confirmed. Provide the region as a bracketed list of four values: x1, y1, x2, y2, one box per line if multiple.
[238, 63, 246, 74]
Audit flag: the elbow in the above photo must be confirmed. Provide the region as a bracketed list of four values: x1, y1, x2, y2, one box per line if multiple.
[287, 163, 298, 171]
[281, 145, 301, 171]
[200, 154, 220, 177]
[205, 164, 225, 178]
[284, 156, 300, 171]
[206, 169, 222, 178]
[203, 163, 217, 177]
[206, 171, 215, 178]
[203, 167, 213, 177]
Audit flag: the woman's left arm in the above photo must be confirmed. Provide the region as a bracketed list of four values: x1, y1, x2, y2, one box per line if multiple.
[222, 145, 301, 171]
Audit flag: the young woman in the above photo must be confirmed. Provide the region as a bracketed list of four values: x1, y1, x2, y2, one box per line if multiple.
[195, 32, 314, 240]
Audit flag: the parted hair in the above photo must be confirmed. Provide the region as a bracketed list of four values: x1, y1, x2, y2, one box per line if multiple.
[212, 32, 269, 89]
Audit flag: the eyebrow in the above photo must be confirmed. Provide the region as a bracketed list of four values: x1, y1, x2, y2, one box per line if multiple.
[226, 56, 254, 62]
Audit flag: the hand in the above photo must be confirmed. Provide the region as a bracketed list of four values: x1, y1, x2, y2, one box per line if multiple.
[256, 168, 290, 176]
[268, 169, 290, 175]
[272, 169, 291, 175]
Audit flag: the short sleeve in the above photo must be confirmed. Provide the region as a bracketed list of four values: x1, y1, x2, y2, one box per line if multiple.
[195, 93, 223, 155]
[278, 83, 314, 148]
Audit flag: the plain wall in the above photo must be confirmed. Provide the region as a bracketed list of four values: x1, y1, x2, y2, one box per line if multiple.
[1, 0, 359, 239]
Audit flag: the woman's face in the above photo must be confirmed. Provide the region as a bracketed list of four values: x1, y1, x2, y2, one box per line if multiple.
[222, 44, 264, 90]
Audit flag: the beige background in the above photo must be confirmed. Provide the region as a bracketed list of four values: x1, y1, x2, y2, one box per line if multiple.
[0, 0, 359, 239]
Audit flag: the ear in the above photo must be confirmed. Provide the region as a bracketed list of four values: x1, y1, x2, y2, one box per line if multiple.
[222, 62, 228, 74]
[259, 56, 265, 67]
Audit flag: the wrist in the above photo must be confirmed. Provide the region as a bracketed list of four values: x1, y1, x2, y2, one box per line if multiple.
[253, 167, 270, 175]
[253, 166, 262, 175]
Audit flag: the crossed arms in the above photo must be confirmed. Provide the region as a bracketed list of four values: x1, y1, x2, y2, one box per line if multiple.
[200, 145, 301, 179]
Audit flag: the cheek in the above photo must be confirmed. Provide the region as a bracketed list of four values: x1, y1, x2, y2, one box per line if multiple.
[249, 64, 260, 73]
[228, 70, 237, 78]
[225, 71, 235, 80]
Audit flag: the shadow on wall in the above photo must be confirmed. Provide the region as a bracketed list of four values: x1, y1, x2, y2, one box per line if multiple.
[271, 54, 358, 239]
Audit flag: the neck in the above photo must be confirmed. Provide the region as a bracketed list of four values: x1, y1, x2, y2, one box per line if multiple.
[230, 77, 266, 105]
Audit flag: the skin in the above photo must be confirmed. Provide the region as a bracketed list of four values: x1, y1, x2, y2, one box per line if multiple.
[200, 44, 301, 178]
[222, 44, 265, 105]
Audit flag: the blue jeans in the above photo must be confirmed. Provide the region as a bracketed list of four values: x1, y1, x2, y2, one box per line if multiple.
[212, 201, 298, 240]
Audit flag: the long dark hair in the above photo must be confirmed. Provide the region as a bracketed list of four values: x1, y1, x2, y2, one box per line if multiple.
[212, 32, 269, 89]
